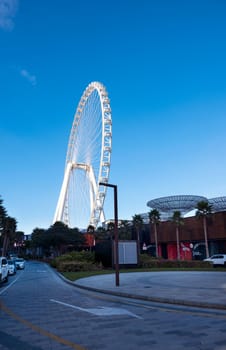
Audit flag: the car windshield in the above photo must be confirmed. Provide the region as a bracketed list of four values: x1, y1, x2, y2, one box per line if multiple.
[16, 259, 24, 262]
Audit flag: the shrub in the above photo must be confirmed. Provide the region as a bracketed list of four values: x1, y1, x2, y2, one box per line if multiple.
[54, 251, 95, 263]
[49, 250, 99, 272]
[138, 254, 213, 269]
[94, 240, 112, 267]
[57, 261, 102, 272]
[49, 259, 57, 268]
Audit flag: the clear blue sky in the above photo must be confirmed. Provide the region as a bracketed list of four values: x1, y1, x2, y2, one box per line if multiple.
[1, 0, 226, 234]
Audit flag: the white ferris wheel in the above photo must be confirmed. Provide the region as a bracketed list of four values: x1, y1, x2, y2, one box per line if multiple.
[53, 81, 112, 229]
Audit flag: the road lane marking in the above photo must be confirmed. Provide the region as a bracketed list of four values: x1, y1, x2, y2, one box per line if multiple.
[0, 301, 88, 350]
[0, 274, 22, 295]
[50, 298, 143, 319]
[80, 290, 226, 319]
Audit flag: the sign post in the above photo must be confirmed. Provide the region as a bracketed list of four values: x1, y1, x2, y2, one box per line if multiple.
[99, 182, 119, 286]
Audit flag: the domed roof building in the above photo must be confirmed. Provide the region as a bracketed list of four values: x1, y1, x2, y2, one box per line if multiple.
[208, 196, 226, 213]
[147, 195, 207, 221]
[142, 194, 226, 261]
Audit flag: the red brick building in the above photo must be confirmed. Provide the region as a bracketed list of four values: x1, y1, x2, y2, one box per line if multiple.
[150, 211, 226, 260]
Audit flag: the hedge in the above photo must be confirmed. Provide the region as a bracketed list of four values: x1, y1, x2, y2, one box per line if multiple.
[57, 261, 102, 272]
[139, 254, 213, 269]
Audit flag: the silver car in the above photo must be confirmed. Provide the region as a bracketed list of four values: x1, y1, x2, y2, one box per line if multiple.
[15, 258, 25, 270]
[7, 260, 17, 275]
[0, 257, 9, 283]
[204, 254, 226, 266]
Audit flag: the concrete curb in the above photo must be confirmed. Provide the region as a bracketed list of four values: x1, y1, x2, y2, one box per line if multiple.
[55, 270, 226, 311]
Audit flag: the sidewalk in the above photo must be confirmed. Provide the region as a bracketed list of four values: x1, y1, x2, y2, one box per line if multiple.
[73, 271, 226, 310]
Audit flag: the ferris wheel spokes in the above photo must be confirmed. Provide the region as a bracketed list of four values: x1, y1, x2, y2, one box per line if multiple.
[54, 82, 112, 229]
[54, 162, 106, 228]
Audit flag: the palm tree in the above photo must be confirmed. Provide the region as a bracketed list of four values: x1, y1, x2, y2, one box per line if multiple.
[118, 220, 132, 240]
[95, 226, 107, 241]
[132, 214, 143, 256]
[0, 196, 7, 216]
[148, 209, 160, 258]
[171, 211, 183, 260]
[107, 221, 115, 239]
[196, 200, 212, 258]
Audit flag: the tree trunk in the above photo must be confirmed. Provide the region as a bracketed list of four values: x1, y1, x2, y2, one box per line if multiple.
[136, 228, 140, 264]
[149, 223, 152, 247]
[176, 226, 180, 260]
[154, 224, 158, 258]
[203, 217, 209, 258]
[2, 233, 9, 257]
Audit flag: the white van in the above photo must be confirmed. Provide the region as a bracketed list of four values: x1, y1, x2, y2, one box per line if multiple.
[0, 257, 9, 284]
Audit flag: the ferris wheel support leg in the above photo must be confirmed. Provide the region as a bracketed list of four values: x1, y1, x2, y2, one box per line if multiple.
[88, 169, 95, 215]
[53, 162, 73, 223]
[88, 166, 98, 224]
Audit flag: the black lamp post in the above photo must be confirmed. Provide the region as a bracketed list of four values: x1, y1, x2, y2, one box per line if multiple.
[99, 182, 119, 286]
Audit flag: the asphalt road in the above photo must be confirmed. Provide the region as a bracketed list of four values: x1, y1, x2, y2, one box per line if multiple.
[0, 261, 226, 350]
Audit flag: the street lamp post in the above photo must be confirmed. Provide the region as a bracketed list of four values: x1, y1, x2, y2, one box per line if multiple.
[99, 182, 119, 286]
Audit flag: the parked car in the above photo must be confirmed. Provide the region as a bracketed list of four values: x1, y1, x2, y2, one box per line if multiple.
[8, 253, 18, 260]
[204, 254, 226, 266]
[0, 257, 9, 284]
[7, 260, 17, 275]
[15, 258, 25, 270]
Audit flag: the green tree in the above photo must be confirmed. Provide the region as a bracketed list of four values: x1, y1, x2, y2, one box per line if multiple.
[32, 228, 46, 247]
[2, 216, 17, 256]
[196, 200, 212, 258]
[87, 225, 95, 234]
[132, 214, 143, 256]
[107, 221, 115, 231]
[0, 196, 7, 254]
[31, 228, 47, 257]
[171, 211, 183, 260]
[67, 227, 85, 248]
[12, 231, 25, 255]
[107, 221, 115, 240]
[0, 196, 7, 226]
[148, 209, 160, 257]
[118, 220, 132, 240]
[46, 222, 84, 256]
[31, 222, 85, 257]
[94, 226, 107, 241]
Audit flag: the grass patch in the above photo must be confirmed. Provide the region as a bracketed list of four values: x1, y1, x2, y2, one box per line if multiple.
[62, 270, 113, 281]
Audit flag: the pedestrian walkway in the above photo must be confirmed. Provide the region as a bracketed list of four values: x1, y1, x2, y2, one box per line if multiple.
[73, 271, 226, 310]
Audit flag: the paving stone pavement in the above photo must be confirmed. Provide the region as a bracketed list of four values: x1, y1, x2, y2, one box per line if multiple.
[1, 264, 226, 350]
[72, 270, 226, 310]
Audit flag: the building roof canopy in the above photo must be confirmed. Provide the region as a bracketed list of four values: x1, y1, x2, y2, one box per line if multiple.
[208, 196, 226, 212]
[147, 195, 208, 216]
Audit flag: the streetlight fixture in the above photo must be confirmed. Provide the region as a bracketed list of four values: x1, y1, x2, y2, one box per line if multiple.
[99, 182, 119, 286]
